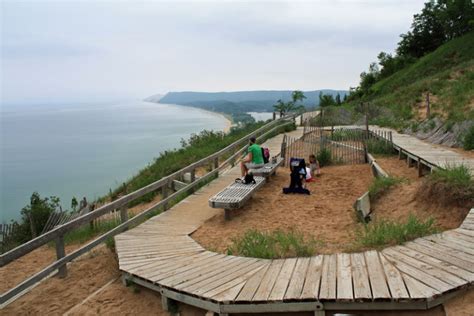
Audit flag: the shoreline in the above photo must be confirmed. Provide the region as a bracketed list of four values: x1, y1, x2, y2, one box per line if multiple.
[146, 101, 233, 133]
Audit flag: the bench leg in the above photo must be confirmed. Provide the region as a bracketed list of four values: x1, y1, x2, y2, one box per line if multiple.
[224, 209, 231, 221]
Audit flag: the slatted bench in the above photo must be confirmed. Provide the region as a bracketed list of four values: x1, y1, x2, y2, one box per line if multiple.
[209, 176, 266, 220]
[250, 157, 284, 179]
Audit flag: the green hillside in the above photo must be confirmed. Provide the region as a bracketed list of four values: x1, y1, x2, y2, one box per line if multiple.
[360, 32, 474, 125]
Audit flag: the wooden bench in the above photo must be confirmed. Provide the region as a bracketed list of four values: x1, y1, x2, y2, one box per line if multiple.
[209, 176, 266, 220]
[250, 157, 284, 179]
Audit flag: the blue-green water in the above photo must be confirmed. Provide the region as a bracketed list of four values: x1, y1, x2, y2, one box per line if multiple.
[0, 101, 228, 223]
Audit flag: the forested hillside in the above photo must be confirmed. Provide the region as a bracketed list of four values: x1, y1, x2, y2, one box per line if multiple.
[341, 0, 474, 148]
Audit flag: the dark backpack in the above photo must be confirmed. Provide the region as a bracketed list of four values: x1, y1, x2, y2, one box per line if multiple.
[261, 147, 270, 164]
[235, 173, 256, 185]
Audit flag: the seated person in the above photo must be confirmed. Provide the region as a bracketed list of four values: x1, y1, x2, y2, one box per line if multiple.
[308, 154, 321, 177]
[240, 136, 264, 177]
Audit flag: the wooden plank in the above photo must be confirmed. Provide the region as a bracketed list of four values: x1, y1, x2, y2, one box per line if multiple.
[300, 255, 323, 299]
[414, 238, 474, 263]
[202, 263, 268, 299]
[129, 251, 212, 277]
[393, 245, 474, 282]
[336, 253, 353, 300]
[192, 260, 265, 296]
[350, 253, 371, 300]
[402, 273, 440, 299]
[236, 263, 271, 301]
[160, 255, 240, 288]
[212, 281, 246, 302]
[319, 255, 337, 299]
[284, 257, 310, 300]
[364, 250, 391, 299]
[383, 248, 465, 287]
[252, 260, 285, 301]
[177, 258, 259, 293]
[444, 230, 474, 245]
[149, 253, 227, 281]
[405, 241, 474, 273]
[424, 235, 474, 255]
[268, 258, 297, 301]
[379, 253, 409, 299]
[383, 251, 453, 293]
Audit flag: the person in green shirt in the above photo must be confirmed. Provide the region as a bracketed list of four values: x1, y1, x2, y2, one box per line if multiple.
[240, 136, 265, 177]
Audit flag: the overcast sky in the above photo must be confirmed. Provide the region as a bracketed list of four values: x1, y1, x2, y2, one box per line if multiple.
[1, 0, 427, 104]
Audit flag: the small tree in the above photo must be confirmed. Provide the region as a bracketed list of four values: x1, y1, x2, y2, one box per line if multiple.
[71, 197, 78, 212]
[273, 99, 287, 117]
[21, 192, 61, 238]
[318, 92, 336, 108]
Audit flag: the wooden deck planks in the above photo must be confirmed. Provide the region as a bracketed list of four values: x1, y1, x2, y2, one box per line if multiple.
[379, 254, 409, 299]
[268, 258, 297, 301]
[284, 257, 310, 300]
[404, 241, 474, 273]
[319, 255, 337, 300]
[336, 253, 353, 300]
[350, 253, 372, 300]
[392, 245, 474, 282]
[364, 251, 391, 299]
[383, 251, 453, 293]
[300, 255, 323, 299]
[252, 260, 285, 301]
[236, 263, 271, 301]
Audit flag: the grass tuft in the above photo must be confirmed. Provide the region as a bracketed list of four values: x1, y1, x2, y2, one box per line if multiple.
[357, 214, 438, 248]
[368, 176, 404, 201]
[227, 229, 321, 259]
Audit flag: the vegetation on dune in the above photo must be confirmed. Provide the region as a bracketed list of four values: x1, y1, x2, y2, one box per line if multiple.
[368, 176, 404, 201]
[335, 1, 474, 141]
[227, 229, 321, 259]
[420, 164, 474, 206]
[356, 214, 438, 248]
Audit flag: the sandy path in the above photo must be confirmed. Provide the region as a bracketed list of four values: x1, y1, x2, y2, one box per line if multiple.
[192, 164, 373, 254]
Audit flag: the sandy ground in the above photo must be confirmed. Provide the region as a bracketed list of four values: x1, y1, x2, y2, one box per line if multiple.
[193, 164, 373, 254]
[373, 157, 470, 230]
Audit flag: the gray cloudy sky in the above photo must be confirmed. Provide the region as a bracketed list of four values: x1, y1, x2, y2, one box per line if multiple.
[1, 0, 426, 104]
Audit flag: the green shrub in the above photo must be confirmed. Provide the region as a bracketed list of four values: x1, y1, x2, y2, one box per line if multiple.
[463, 125, 474, 150]
[366, 138, 395, 156]
[357, 214, 437, 248]
[369, 176, 403, 201]
[316, 148, 332, 167]
[227, 229, 320, 259]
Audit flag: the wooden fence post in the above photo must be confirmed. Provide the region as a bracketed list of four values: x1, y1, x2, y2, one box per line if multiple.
[120, 207, 128, 223]
[55, 235, 67, 278]
[272, 112, 276, 120]
[190, 168, 196, 182]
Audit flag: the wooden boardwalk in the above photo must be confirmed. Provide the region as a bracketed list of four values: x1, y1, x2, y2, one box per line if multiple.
[116, 128, 474, 314]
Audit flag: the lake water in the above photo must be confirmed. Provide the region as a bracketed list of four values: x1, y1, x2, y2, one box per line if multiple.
[0, 101, 228, 223]
[247, 112, 274, 122]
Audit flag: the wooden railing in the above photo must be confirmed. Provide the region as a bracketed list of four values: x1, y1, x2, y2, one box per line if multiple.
[0, 115, 296, 305]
